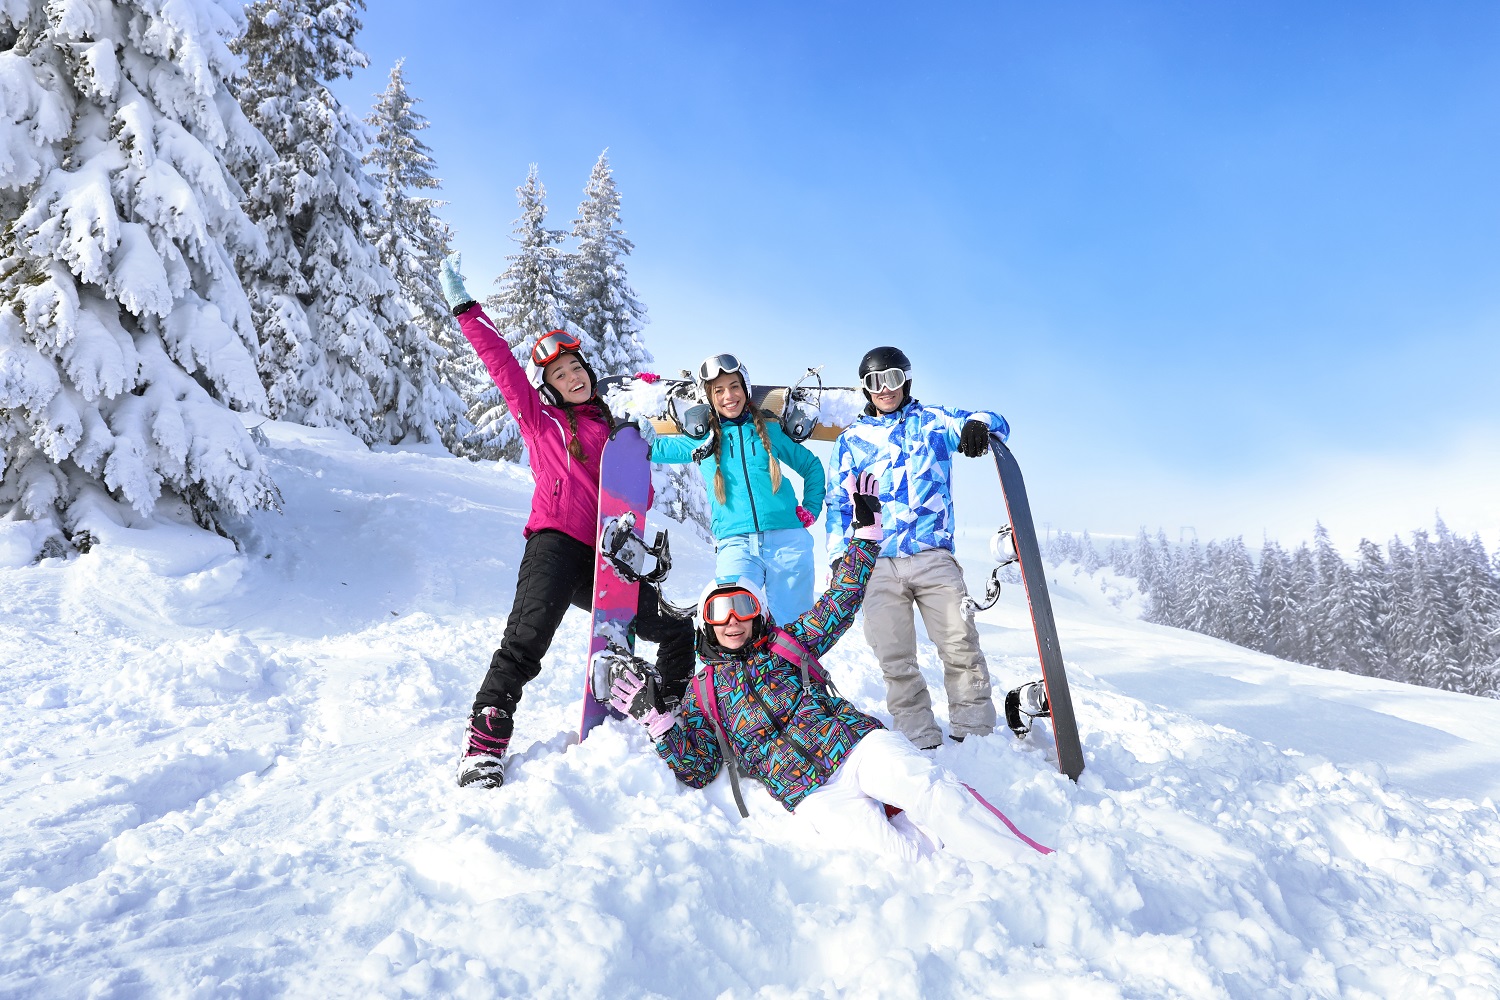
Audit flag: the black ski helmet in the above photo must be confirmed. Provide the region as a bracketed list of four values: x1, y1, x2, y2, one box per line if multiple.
[858, 346, 913, 412]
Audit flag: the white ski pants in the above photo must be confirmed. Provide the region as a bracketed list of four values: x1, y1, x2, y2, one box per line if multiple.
[794, 729, 1050, 865]
[862, 550, 997, 747]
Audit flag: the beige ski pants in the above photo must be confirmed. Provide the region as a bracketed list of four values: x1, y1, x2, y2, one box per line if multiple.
[862, 549, 996, 747]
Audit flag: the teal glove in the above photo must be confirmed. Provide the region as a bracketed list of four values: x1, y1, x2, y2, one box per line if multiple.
[440, 253, 474, 311]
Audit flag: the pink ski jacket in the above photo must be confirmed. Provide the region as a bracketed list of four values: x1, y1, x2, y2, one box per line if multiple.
[457, 305, 610, 546]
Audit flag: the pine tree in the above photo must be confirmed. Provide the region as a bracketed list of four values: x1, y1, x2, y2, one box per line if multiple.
[231, 0, 406, 445]
[362, 59, 471, 446]
[1217, 537, 1263, 650]
[0, 0, 276, 542]
[1352, 539, 1393, 678]
[464, 165, 574, 462]
[565, 150, 651, 377]
[1259, 541, 1297, 661]
[1311, 523, 1371, 675]
[1146, 530, 1180, 624]
[1285, 543, 1319, 666]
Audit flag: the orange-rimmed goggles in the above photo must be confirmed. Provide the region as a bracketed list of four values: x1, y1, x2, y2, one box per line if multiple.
[702, 589, 761, 626]
[532, 329, 581, 367]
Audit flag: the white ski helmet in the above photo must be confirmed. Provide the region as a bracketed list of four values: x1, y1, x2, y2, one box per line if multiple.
[694, 352, 753, 399]
[696, 576, 773, 657]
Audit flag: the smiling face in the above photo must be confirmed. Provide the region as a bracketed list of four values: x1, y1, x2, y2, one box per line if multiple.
[706, 372, 747, 420]
[712, 616, 753, 650]
[869, 384, 905, 414]
[543, 354, 592, 405]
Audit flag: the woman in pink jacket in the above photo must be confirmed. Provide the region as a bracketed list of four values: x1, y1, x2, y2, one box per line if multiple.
[441, 255, 694, 790]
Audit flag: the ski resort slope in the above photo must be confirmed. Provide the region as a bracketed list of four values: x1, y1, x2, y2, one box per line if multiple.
[2, 421, 1499, 999]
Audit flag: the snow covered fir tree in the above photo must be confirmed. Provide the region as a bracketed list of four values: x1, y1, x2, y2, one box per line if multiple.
[230, 0, 422, 446]
[362, 59, 472, 449]
[1046, 519, 1500, 698]
[461, 165, 574, 462]
[565, 151, 651, 376]
[0, 0, 277, 544]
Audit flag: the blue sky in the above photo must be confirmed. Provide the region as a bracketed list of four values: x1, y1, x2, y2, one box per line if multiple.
[335, 2, 1500, 553]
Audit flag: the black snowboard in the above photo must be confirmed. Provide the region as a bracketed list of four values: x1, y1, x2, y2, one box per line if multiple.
[991, 434, 1085, 781]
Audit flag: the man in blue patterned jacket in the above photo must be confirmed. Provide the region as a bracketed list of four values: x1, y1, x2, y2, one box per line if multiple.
[605, 472, 1050, 863]
[825, 347, 1010, 750]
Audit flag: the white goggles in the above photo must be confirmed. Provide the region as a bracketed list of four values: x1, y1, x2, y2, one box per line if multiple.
[861, 368, 909, 393]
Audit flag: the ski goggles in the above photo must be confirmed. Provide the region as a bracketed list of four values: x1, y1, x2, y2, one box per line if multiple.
[532, 329, 582, 367]
[861, 367, 909, 393]
[698, 353, 745, 384]
[702, 589, 762, 626]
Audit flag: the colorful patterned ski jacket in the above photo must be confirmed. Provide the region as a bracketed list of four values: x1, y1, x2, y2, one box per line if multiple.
[826, 398, 1009, 563]
[456, 304, 610, 546]
[653, 537, 883, 811]
[649, 413, 826, 539]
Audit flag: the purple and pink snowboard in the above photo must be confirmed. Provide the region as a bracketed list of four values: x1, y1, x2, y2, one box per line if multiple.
[580, 426, 653, 740]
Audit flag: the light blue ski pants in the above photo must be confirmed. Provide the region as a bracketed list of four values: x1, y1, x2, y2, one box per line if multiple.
[714, 527, 815, 625]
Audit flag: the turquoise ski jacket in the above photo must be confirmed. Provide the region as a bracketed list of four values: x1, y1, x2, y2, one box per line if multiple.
[650, 413, 826, 540]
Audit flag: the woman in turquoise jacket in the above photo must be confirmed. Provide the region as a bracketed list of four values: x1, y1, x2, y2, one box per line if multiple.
[649, 353, 825, 623]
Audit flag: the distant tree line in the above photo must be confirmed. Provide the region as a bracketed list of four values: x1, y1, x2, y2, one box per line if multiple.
[1046, 521, 1500, 698]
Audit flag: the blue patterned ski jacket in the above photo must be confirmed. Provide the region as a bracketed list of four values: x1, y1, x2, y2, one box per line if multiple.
[825, 398, 1009, 563]
[653, 538, 883, 811]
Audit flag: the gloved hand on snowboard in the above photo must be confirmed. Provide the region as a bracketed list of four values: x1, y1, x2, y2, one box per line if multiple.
[608, 660, 678, 739]
[958, 419, 992, 458]
[440, 253, 475, 313]
[849, 471, 883, 542]
[634, 416, 658, 446]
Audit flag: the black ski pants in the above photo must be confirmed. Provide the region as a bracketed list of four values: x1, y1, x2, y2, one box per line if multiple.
[473, 529, 695, 715]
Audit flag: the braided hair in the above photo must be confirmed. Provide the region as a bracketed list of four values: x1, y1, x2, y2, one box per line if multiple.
[562, 394, 614, 462]
[706, 375, 782, 504]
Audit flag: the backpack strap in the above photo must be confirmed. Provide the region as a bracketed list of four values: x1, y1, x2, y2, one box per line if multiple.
[691, 664, 749, 818]
[769, 627, 833, 694]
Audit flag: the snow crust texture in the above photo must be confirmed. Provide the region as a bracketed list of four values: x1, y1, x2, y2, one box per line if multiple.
[4, 422, 1500, 998]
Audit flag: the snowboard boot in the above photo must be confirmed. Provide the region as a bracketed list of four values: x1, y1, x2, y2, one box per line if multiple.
[1004, 680, 1051, 738]
[458, 706, 513, 788]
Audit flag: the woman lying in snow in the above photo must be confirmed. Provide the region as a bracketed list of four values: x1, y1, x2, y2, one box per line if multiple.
[603, 473, 1053, 864]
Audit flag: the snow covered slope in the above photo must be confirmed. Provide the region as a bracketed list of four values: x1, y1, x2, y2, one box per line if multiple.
[3, 421, 1498, 998]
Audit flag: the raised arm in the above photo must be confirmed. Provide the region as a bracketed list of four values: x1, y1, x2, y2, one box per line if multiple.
[441, 254, 544, 430]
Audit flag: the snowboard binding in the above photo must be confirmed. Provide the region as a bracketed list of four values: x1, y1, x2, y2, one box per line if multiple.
[598, 512, 673, 586]
[963, 525, 1019, 617]
[1004, 680, 1051, 738]
[780, 366, 826, 443]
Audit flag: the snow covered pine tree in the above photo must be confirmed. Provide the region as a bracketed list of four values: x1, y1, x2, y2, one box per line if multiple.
[363, 59, 471, 448]
[465, 165, 576, 462]
[231, 0, 413, 445]
[0, 0, 276, 547]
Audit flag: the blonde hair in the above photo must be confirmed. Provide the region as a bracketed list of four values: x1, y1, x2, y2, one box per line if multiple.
[707, 375, 782, 504]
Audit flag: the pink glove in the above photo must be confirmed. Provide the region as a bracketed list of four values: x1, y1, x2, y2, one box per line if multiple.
[635, 371, 661, 384]
[795, 505, 816, 528]
[609, 671, 679, 739]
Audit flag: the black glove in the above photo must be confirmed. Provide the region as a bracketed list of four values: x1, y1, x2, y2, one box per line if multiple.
[958, 420, 991, 458]
[851, 471, 882, 531]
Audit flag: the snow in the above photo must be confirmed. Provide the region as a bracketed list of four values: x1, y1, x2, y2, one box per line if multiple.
[4, 423, 1500, 997]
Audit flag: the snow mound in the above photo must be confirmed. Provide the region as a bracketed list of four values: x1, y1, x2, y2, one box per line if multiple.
[3, 422, 1500, 996]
